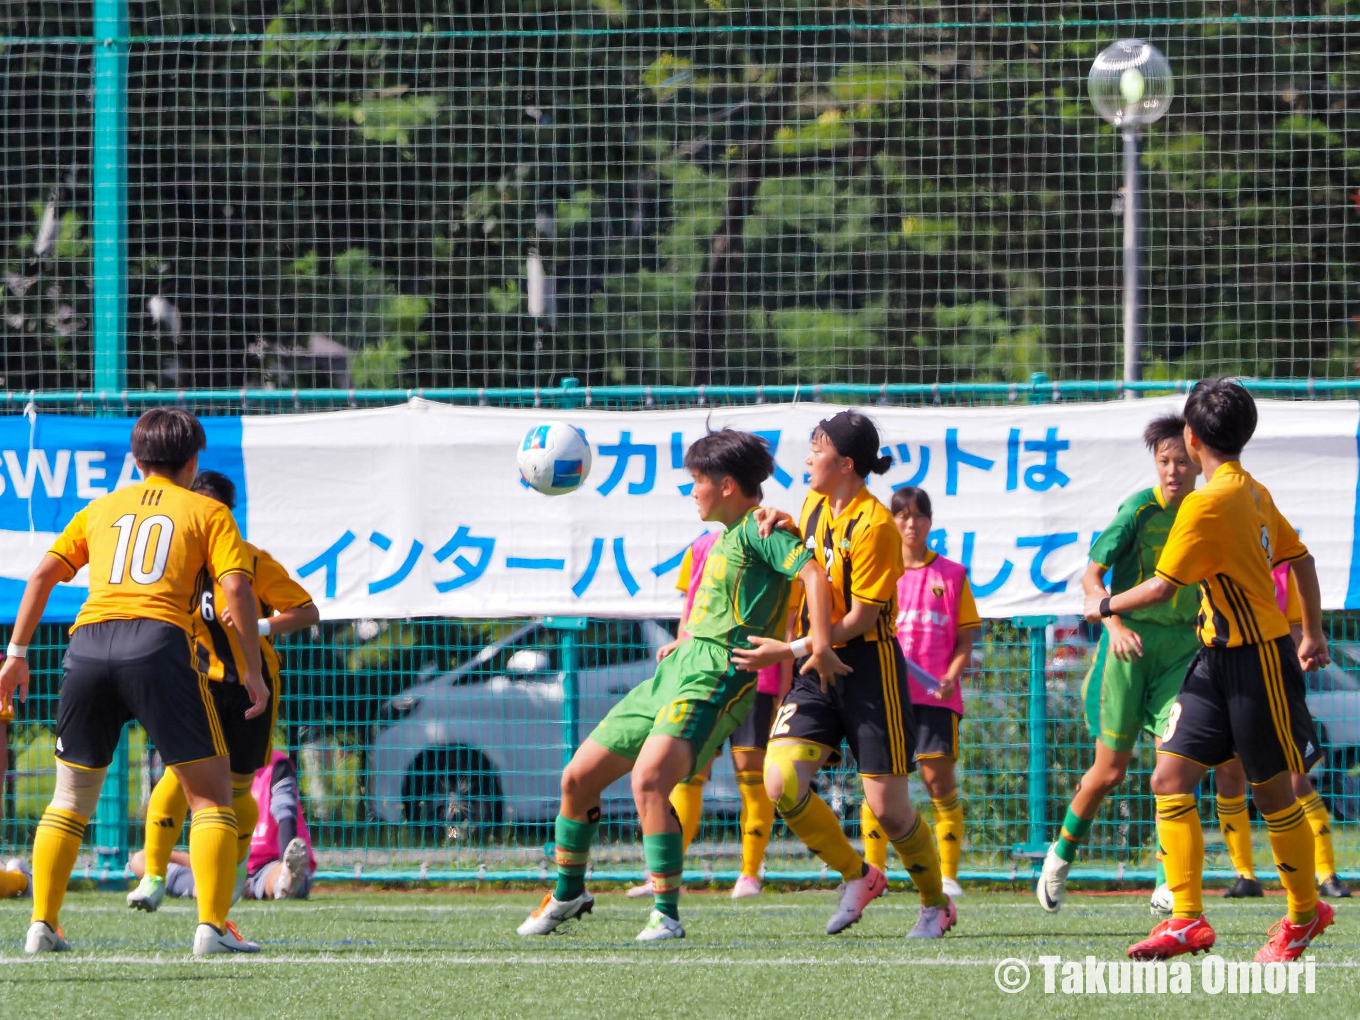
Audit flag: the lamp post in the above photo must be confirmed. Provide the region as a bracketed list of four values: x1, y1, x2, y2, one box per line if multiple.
[1089, 40, 1174, 397]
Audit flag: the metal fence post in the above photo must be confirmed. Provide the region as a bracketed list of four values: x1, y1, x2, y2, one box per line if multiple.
[546, 617, 587, 767]
[1013, 616, 1056, 859]
[91, 0, 130, 876]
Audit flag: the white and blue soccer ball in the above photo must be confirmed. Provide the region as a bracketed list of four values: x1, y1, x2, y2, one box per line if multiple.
[517, 421, 591, 496]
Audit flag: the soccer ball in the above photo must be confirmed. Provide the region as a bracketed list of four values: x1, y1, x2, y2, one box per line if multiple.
[517, 421, 592, 496]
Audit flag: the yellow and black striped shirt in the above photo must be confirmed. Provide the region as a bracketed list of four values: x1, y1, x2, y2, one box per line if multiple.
[1154, 462, 1307, 649]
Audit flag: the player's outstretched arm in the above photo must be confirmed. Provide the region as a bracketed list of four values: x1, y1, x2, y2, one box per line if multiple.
[262, 604, 320, 638]
[796, 562, 849, 691]
[0, 555, 69, 711]
[1084, 575, 1176, 624]
[220, 572, 268, 718]
[752, 507, 797, 539]
[1082, 560, 1142, 661]
[1289, 555, 1329, 671]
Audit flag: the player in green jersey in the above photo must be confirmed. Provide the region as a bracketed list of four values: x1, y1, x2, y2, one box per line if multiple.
[1038, 414, 1202, 913]
[518, 429, 847, 942]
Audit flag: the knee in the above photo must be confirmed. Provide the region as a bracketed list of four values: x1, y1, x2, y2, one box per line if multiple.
[763, 751, 806, 814]
[51, 762, 105, 819]
[630, 766, 667, 805]
[1087, 764, 1127, 796]
[560, 764, 593, 804]
[1148, 770, 1181, 798]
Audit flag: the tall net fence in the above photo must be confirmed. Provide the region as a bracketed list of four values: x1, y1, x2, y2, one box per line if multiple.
[4, 2, 1360, 393]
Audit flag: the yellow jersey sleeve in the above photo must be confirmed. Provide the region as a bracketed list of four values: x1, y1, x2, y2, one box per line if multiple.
[956, 576, 982, 630]
[48, 507, 90, 578]
[202, 503, 252, 582]
[1154, 491, 1221, 587]
[675, 547, 695, 595]
[254, 549, 315, 615]
[1269, 503, 1308, 567]
[849, 520, 902, 606]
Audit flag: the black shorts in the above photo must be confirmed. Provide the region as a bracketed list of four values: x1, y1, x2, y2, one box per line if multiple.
[1159, 636, 1322, 785]
[56, 620, 226, 770]
[773, 637, 917, 776]
[913, 704, 960, 761]
[211, 672, 277, 775]
[729, 690, 775, 753]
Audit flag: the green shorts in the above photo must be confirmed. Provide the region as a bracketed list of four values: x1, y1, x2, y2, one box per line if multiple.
[1082, 619, 1201, 753]
[588, 637, 757, 774]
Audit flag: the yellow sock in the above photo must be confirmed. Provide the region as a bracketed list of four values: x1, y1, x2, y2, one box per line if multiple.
[861, 803, 888, 873]
[0, 869, 28, 899]
[1298, 791, 1336, 882]
[1215, 794, 1256, 880]
[1155, 793, 1203, 918]
[232, 781, 259, 867]
[781, 791, 864, 882]
[31, 807, 86, 927]
[144, 771, 189, 880]
[668, 775, 705, 855]
[930, 792, 964, 881]
[188, 806, 237, 929]
[1263, 800, 1318, 924]
[890, 814, 947, 907]
[736, 771, 774, 879]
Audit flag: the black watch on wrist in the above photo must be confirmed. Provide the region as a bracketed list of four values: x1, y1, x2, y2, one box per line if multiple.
[1099, 596, 1114, 619]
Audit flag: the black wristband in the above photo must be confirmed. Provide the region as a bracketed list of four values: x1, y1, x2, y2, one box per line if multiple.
[1099, 596, 1114, 619]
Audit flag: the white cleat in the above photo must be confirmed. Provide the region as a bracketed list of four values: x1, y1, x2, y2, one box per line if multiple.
[193, 920, 260, 955]
[826, 865, 887, 934]
[625, 878, 655, 899]
[941, 876, 965, 898]
[274, 837, 310, 900]
[635, 909, 685, 941]
[1036, 844, 1070, 913]
[127, 874, 166, 913]
[517, 891, 595, 935]
[1149, 883, 1174, 918]
[730, 874, 762, 899]
[907, 897, 958, 939]
[24, 920, 68, 954]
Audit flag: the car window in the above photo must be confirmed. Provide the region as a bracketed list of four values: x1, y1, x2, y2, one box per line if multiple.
[578, 621, 650, 669]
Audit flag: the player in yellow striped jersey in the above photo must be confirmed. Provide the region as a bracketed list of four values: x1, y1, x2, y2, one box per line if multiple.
[128, 471, 319, 913]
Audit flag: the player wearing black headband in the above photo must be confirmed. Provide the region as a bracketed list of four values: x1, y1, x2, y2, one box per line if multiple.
[735, 410, 956, 940]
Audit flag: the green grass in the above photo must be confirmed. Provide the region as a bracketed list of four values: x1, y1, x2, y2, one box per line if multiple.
[0, 889, 1355, 1020]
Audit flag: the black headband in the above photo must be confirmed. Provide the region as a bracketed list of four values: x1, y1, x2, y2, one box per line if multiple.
[817, 412, 883, 478]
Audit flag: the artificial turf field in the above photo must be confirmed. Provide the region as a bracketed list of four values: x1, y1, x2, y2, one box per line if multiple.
[0, 889, 1354, 1020]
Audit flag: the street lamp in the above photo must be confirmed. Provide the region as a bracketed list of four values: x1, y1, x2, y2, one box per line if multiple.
[1089, 40, 1174, 396]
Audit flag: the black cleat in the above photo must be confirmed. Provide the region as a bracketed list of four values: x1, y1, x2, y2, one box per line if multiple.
[1223, 876, 1264, 899]
[1319, 874, 1352, 898]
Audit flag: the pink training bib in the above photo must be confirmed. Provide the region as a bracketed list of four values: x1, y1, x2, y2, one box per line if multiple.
[1272, 562, 1289, 614]
[895, 554, 969, 714]
[247, 750, 317, 876]
[680, 531, 781, 696]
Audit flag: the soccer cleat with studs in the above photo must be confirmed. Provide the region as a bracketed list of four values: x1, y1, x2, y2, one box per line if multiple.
[127, 874, 166, 912]
[1318, 874, 1352, 899]
[940, 876, 965, 899]
[1128, 914, 1216, 960]
[24, 921, 68, 954]
[635, 909, 685, 941]
[1036, 844, 1071, 913]
[625, 877, 655, 899]
[906, 897, 957, 939]
[826, 865, 887, 934]
[274, 837, 310, 900]
[1224, 875, 1264, 899]
[730, 874, 762, 899]
[517, 890, 595, 935]
[193, 919, 260, 955]
[1254, 900, 1335, 963]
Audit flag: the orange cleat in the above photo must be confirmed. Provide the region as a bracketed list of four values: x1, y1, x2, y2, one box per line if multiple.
[1254, 900, 1335, 963]
[1128, 915, 1216, 959]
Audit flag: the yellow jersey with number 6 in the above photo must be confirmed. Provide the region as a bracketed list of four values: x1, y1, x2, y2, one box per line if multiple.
[47, 479, 253, 636]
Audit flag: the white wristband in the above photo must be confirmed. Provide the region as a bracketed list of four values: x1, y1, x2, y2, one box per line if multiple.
[258, 618, 272, 637]
[5, 642, 27, 660]
[789, 637, 810, 659]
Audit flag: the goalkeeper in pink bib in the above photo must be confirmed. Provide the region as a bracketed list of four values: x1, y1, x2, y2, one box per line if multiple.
[861, 486, 979, 897]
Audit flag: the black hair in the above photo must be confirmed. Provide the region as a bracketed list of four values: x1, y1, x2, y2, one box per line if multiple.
[1183, 377, 1257, 458]
[1142, 413, 1188, 454]
[683, 429, 774, 499]
[191, 470, 237, 510]
[889, 486, 932, 518]
[130, 408, 206, 473]
[813, 410, 892, 478]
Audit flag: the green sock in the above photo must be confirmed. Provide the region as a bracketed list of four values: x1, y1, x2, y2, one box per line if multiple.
[553, 810, 600, 901]
[1054, 807, 1093, 864]
[1156, 854, 1166, 887]
[643, 832, 684, 920]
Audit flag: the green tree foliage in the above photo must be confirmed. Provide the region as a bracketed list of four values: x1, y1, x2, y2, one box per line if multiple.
[1, 1, 1358, 390]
